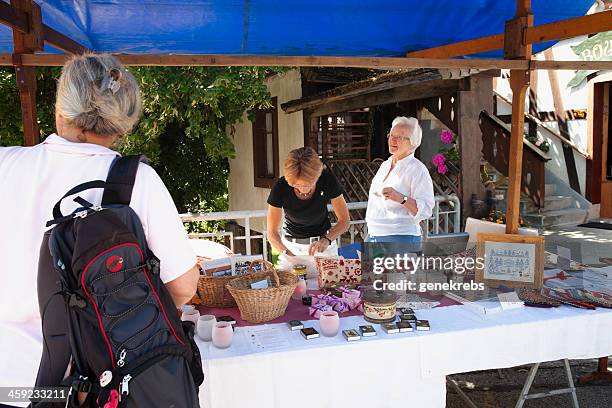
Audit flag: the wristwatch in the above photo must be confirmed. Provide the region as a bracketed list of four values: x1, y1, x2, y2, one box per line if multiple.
[400, 195, 408, 205]
[282, 249, 289, 255]
[323, 236, 333, 245]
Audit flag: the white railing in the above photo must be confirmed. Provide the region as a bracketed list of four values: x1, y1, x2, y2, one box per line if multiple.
[180, 195, 461, 258]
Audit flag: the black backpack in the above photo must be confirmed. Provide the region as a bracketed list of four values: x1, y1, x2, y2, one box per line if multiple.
[35, 155, 203, 408]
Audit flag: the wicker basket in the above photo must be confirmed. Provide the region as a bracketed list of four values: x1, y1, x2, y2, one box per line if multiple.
[226, 260, 298, 323]
[197, 275, 237, 308]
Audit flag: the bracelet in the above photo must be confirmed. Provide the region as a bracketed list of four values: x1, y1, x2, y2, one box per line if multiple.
[323, 236, 333, 245]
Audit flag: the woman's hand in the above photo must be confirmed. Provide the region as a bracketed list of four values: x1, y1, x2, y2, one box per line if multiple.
[381, 187, 404, 203]
[308, 238, 330, 255]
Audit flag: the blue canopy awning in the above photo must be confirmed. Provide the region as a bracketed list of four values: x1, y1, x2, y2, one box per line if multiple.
[0, 0, 594, 57]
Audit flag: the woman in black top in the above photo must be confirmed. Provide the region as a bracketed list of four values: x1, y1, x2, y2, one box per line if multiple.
[267, 147, 350, 256]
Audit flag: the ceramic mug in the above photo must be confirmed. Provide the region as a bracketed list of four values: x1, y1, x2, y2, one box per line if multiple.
[212, 322, 234, 349]
[319, 310, 340, 337]
[197, 315, 216, 341]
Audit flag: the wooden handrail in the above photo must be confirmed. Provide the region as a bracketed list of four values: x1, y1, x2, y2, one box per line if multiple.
[494, 91, 589, 158]
[484, 104, 552, 161]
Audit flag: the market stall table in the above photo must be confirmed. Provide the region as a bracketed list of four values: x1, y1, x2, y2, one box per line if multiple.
[196, 303, 612, 408]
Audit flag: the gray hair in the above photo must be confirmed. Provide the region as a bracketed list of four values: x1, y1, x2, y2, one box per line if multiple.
[391, 116, 422, 148]
[56, 53, 142, 137]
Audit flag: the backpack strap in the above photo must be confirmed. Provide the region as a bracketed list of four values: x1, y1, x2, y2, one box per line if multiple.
[102, 155, 145, 206]
[50, 180, 108, 223]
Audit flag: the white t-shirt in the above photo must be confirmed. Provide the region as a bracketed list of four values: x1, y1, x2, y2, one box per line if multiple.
[0, 134, 196, 322]
[365, 154, 435, 236]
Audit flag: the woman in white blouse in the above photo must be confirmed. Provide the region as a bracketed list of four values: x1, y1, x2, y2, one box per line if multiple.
[365, 116, 435, 248]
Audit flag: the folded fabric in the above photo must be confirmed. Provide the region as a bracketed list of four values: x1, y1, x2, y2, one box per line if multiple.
[309, 303, 332, 319]
[312, 294, 353, 313]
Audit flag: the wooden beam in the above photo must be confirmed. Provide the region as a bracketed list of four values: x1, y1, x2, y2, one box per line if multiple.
[43, 25, 87, 54]
[283, 69, 444, 114]
[11, 0, 42, 52]
[0, 1, 27, 32]
[543, 48, 581, 194]
[528, 68, 538, 141]
[406, 34, 503, 59]
[495, 91, 590, 158]
[0, 53, 530, 69]
[532, 59, 612, 71]
[525, 11, 612, 44]
[458, 76, 493, 219]
[14, 63, 38, 146]
[308, 78, 468, 117]
[1, 53, 609, 71]
[1, 1, 86, 54]
[405, 10, 612, 59]
[506, 0, 532, 234]
[11, 0, 40, 146]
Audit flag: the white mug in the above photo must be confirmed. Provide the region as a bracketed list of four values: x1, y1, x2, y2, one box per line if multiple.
[319, 310, 340, 337]
[197, 315, 216, 341]
[212, 322, 234, 349]
[181, 309, 200, 326]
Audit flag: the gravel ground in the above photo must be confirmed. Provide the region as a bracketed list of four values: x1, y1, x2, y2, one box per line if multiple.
[446, 359, 612, 408]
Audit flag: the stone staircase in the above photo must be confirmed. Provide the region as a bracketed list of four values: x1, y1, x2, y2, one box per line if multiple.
[490, 168, 589, 229]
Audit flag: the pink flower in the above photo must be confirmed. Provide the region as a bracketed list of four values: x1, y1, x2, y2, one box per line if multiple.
[440, 130, 454, 144]
[437, 163, 448, 174]
[432, 153, 446, 166]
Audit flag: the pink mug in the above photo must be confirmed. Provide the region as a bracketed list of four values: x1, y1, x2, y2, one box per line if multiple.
[319, 310, 340, 337]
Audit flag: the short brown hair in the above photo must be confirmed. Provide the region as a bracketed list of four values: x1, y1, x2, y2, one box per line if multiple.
[284, 147, 323, 185]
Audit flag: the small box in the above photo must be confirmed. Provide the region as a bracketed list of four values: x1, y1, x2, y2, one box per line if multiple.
[300, 327, 320, 340]
[216, 315, 236, 325]
[302, 294, 312, 306]
[382, 323, 400, 334]
[359, 325, 377, 337]
[397, 321, 413, 332]
[416, 320, 430, 331]
[399, 314, 417, 323]
[287, 320, 304, 331]
[398, 307, 414, 315]
[342, 329, 361, 342]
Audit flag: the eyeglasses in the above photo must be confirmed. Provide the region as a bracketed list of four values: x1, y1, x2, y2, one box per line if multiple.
[387, 133, 410, 142]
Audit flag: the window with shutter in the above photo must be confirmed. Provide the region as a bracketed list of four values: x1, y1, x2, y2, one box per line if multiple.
[252, 97, 279, 188]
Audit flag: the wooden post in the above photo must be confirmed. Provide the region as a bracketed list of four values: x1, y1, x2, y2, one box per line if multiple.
[13, 61, 38, 146]
[543, 48, 581, 194]
[11, 0, 43, 146]
[578, 356, 612, 385]
[504, 0, 533, 234]
[458, 75, 494, 219]
[528, 68, 538, 139]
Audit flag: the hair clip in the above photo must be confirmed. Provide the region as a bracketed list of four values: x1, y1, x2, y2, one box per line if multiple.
[101, 68, 121, 94]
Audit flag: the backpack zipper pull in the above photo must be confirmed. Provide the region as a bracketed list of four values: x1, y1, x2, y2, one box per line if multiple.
[117, 349, 127, 367]
[120, 374, 132, 397]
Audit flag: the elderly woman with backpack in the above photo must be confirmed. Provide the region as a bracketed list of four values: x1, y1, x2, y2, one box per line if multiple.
[0, 54, 202, 407]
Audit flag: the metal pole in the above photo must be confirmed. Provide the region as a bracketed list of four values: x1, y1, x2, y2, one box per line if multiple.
[244, 217, 251, 255]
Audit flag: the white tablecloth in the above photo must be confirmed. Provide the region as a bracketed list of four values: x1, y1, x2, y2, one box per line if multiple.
[3, 305, 611, 408]
[196, 305, 612, 408]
